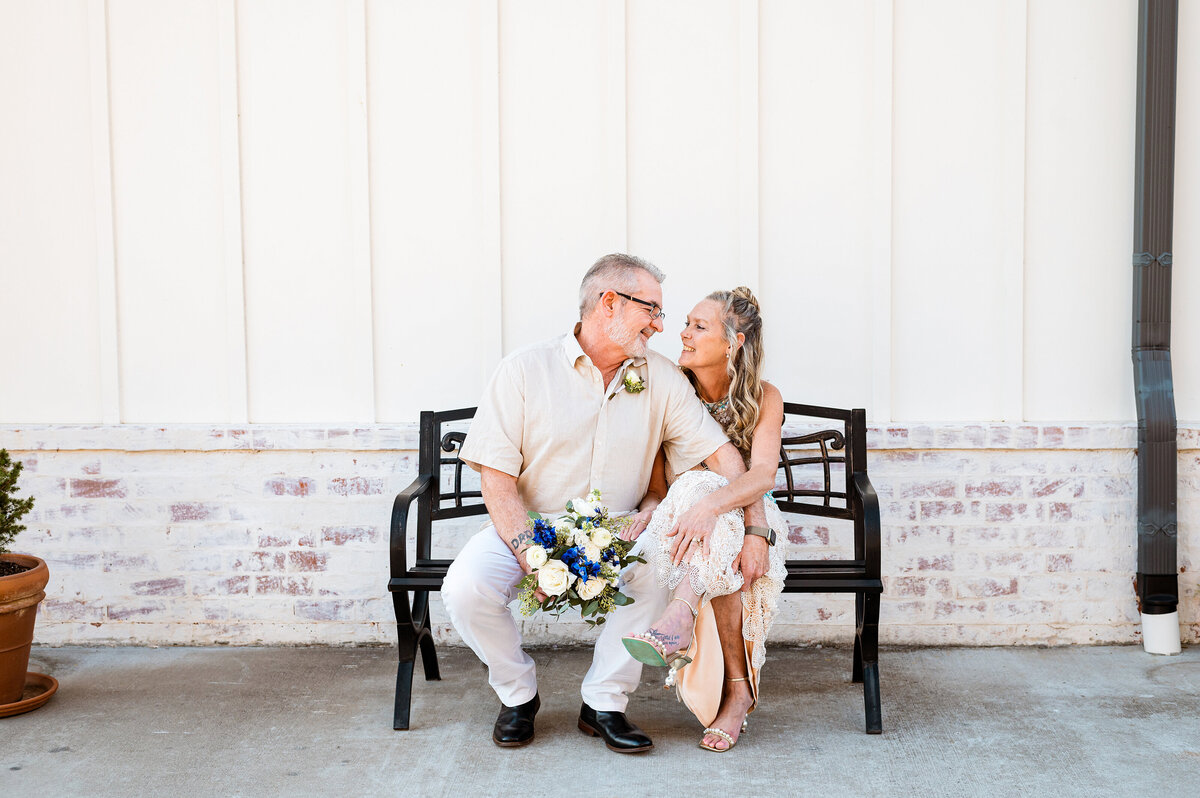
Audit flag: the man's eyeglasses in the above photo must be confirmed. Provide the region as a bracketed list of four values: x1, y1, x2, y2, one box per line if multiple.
[608, 291, 666, 322]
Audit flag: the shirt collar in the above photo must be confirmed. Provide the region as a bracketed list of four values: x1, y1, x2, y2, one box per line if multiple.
[562, 324, 649, 377]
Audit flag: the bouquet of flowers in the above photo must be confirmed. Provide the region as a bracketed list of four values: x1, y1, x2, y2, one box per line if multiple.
[517, 489, 643, 627]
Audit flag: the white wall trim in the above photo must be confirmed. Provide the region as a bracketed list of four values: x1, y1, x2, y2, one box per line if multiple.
[1001, 0, 1029, 422]
[870, 0, 894, 424]
[218, 0, 249, 424]
[604, 0, 628, 253]
[737, 0, 760, 293]
[346, 0, 377, 421]
[88, 0, 120, 424]
[479, 0, 503, 368]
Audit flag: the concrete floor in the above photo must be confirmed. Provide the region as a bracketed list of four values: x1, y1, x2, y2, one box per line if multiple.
[2, 644, 1198, 797]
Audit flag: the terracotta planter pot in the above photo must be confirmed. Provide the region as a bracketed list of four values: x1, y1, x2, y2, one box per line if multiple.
[0, 554, 49, 705]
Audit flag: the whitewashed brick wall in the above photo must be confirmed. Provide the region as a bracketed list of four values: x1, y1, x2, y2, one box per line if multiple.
[2, 423, 1196, 647]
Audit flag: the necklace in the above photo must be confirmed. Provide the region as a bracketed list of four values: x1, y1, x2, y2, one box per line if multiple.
[701, 396, 730, 412]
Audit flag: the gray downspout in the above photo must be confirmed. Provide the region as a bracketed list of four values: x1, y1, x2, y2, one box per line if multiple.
[1132, 0, 1179, 654]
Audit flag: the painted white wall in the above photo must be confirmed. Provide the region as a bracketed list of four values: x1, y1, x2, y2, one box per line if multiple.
[1, 0, 1196, 425]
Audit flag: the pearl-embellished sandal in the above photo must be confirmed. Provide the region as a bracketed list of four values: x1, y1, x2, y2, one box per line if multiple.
[698, 676, 751, 752]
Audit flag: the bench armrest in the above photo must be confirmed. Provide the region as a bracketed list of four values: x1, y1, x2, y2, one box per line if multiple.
[852, 471, 882, 579]
[390, 474, 432, 578]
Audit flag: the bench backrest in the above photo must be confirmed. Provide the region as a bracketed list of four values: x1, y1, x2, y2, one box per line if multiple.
[412, 403, 869, 562]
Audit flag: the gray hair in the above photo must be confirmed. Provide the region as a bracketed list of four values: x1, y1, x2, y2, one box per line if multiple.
[578, 253, 666, 318]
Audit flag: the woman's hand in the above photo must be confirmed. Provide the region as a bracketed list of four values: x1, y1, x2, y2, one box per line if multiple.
[665, 501, 719, 565]
[620, 508, 654, 541]
[733, 534, 770, 590]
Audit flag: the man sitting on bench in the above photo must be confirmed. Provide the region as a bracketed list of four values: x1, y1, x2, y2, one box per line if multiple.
[444, 253, 747, 752]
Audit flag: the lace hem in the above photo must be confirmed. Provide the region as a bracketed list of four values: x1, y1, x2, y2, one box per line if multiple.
[639, 470, 787, 669]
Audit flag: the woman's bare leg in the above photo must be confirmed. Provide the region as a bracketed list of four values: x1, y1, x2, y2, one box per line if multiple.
[635, 582, 702, 657]
[701, 592, 756, 750]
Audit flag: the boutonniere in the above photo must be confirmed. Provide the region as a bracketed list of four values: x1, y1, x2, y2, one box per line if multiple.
[623, 372, 645, 394]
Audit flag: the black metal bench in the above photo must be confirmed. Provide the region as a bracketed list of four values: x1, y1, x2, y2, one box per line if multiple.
[388, 402, 883, 733]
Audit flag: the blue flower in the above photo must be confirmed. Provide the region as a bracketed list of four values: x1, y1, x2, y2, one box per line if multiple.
[532, 519, 557, 549]
[562, 546, 602, 580]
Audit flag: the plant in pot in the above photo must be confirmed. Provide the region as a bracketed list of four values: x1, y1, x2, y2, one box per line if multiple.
[0, 447, 56, 717]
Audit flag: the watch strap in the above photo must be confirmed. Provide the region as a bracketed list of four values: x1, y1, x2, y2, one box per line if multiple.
[744, 525, 776, 546]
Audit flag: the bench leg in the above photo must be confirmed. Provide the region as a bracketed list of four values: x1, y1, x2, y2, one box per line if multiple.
[852, 592, 864, 684]
[394, 658, 416, 731]
[413, 591, 441, 682]
[393, 591, 419, 730]
[858, 591, 882, 734]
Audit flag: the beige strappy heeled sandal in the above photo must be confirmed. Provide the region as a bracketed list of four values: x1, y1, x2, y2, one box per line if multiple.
[698, 676, 752, 752]
[621, 596, 698, 668]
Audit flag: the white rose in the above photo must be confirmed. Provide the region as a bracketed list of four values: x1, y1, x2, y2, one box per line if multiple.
[590, 528, 612, 549]
[572, 497, 599, 517]
[577, 576, 607, 601]
[554, 518, 574, 535]
[609, 574, 621, 587]
[583, 543, 603, 564]
[524, 546, 548, 569]
[572, 530, 592, 548]
[536, 561, 571, 597]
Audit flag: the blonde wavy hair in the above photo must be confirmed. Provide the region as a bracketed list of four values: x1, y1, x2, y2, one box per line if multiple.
[684, 286, 765, 454]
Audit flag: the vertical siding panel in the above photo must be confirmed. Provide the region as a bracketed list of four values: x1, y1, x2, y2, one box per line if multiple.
[759, 1, 874, 409]
[498, 0, 625, 352]
[1023, 0, 1136, 421]
[891, 0, 1025, 421]
[368, 0, 500, 420]
[1175, 0, 1200, 421]
[0, 0, 104, 422]
[108, 0, 232, 422]
[238, 0, 373, 422]
[627, 0, 740, 359]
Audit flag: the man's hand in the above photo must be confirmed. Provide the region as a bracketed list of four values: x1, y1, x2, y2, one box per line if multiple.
[732, 534, 770, 591]
[620, 508, 654, 541]
[665, 500, 719, 565]
[513, 545, 550, 602]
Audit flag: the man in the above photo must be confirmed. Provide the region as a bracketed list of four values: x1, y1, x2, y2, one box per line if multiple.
[443, 253, 749, 752]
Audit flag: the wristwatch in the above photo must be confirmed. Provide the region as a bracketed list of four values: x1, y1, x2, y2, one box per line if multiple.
[744, 525, 776, 546]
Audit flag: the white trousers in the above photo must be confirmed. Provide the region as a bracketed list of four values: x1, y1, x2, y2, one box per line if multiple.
[442, 525, 669, 712]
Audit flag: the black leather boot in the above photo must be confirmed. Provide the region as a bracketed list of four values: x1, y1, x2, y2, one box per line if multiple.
[492, 693, 540, 747]
[577, 703, 654, 753]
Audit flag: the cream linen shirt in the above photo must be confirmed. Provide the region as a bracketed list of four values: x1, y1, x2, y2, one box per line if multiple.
[459, 325, 729, 515]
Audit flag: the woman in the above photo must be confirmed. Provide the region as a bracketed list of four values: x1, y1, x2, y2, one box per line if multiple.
[621, 286, 787, 752]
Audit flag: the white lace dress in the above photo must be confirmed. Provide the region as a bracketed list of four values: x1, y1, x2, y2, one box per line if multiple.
[639, 468, 788, 672]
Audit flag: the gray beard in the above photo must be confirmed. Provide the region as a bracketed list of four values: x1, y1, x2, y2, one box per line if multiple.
[606, 315, 647, 358]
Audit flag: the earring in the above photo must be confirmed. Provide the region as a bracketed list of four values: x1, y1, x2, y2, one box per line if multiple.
[726, 349, 731, 359]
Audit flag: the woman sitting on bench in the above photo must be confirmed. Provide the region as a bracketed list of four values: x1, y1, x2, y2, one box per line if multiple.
[622, 286, 787, 752]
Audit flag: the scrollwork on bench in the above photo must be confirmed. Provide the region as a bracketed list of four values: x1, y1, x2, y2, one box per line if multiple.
[437, 430, 482, 510]
[776, 428, 848, 511]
